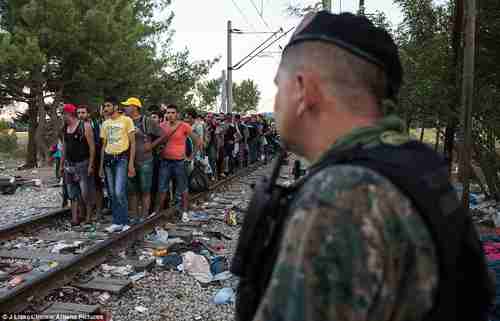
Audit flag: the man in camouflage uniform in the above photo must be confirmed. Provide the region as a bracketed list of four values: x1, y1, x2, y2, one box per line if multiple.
[251, 11, 440, 321]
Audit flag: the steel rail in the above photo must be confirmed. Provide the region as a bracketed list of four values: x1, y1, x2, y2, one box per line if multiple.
[0, 162, 264, 312]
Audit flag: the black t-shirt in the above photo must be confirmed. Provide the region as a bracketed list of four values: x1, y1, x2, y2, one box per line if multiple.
[224, 125, 237, 144]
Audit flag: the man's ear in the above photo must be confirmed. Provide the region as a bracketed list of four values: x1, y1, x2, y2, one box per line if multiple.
[296, 70, 321, 117]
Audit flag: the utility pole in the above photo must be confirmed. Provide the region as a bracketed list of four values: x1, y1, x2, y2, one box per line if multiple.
[322, 0, 332, 12]
[227, 20, 233, 114]
[359, 0, 365, 15]
[220, 70, 227, 113]
[460, 0, 476, 210]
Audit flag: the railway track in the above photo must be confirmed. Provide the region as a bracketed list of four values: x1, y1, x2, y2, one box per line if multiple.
[0, 161, 266, 313]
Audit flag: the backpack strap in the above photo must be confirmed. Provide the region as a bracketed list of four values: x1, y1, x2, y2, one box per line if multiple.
[74, 121, 86, 143]
[141, 116, 148, 136]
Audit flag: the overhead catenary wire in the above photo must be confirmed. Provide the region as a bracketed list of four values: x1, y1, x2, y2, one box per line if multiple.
[232, 26, 295, 70]
[230, 0, 257, 31]
[232, 28, 283, 69]
[249, 0, 272, 30]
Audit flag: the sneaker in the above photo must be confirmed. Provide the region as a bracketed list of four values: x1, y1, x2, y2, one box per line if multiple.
[121, 225, 131, 232]
[105, 224, 123, 233]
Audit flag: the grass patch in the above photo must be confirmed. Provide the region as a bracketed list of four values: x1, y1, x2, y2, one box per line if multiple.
[15, 132, 29, 146]
[410, 128, 439, 145]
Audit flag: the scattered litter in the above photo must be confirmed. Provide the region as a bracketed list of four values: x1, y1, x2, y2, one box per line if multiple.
[97, 292, 111, 304]
[101, 264, 134, 276]
[8, 276, 25, 288]
[166, 238, 185, 247]
[134, 306, 148, 313]
[130, 271, 146, 282]
[156, 254, 183, 268]
[224, 209, 237, 226]
[182, 251, 213, 283]
[213, 287, 235, 305]
[212, 271, 233, 282]
[153, 248, 168, 257]
[51, 241, 83, 254]
[210, 256, 228, 275]
[37, 261, 58, 273]
[190, 211, 209, 222]
[155, 227, 169, 243]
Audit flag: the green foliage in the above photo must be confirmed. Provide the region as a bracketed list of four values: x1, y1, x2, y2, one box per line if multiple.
[144, 50, 219, 109]
[0, 0, 219, 165]
[197, 78, 222, 111]
[0, 120, 17, 153]
[232, 79, 261, 114]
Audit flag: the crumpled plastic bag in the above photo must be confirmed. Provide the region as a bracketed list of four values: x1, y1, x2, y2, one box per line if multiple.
[213, 287, 235, 304]
[155, 227, 169, 243]
[101, 264, 134, 276]
[182, 251, 213, 283]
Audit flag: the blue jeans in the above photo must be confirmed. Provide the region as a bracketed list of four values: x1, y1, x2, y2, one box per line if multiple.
[104, 155, 129, 225]
[159, 159, 188, 210]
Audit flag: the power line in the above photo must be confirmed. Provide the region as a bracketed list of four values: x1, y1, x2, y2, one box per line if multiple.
[230, 0, 257, 31]
[232, 26, 295, 70]
[232, 28, 283, 69]
[249, 0, 272, 31]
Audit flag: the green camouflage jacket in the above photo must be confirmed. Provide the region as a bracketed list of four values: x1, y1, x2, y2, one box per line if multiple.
[253, 116, 439, 321]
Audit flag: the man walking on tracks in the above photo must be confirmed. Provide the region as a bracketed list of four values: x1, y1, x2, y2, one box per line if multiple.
[122, 97, 163, 222]
[60, 103, 96, 226]
[99, 97, 136, 233]
[232, 11, 494, 321]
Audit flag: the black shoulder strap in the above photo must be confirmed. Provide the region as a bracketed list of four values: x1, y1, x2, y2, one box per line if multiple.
[142, 116, 148, 135]
[294, 141, 492, 321]
[78, 120, 85, 139]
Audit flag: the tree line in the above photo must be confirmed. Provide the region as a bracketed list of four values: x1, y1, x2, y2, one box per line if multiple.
[290, 0, 500, 200]
[0, 0, 261, 167]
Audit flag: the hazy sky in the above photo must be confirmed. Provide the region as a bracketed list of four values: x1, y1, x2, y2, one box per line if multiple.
[166, 0, 404, 112]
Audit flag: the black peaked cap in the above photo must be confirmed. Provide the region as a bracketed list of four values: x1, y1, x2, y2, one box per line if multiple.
[285, 11, 403, 100]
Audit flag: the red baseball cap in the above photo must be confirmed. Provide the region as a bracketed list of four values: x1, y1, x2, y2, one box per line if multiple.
[63, 104, 77, 114]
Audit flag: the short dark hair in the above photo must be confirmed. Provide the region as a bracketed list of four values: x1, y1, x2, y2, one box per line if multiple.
[77, 105, 90, 111]
[151, 111, 161, 117]
[235, 114, 241, 120]
[282, 41, 387, 109]
[166, 104, 178, 112]
[188, 110, 198, 119]
[104, 96, 118, 106]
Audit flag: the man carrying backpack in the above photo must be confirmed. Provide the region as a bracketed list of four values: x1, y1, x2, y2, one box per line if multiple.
[232, 11, 494, 321]
[122, 97, 163, 222]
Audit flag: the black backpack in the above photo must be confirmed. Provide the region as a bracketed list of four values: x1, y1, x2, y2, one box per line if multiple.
[232, 141, 495, 321]
[189, 161, 209, 193]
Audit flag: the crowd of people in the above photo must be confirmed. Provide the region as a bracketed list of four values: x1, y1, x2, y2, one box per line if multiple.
[56, 96, 280, 233]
